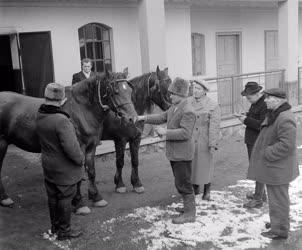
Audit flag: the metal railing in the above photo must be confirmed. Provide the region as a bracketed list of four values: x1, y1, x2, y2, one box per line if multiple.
[297, 67, 302, 105]
[203, 69, 285, 118]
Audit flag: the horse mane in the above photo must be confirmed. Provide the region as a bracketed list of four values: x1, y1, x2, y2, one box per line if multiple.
[72, 73, 107, 104]
[129, 72, 155, 113]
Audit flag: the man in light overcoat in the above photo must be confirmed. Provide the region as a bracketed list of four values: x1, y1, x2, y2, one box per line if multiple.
[248, 88, 299, 239]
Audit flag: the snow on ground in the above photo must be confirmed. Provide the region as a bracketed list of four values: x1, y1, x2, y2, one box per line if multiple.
[100, 165, 302, 250]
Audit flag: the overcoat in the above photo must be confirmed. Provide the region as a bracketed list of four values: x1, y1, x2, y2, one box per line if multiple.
[36, 108, 85, 185]
[145, 99, 196, 161]
[248, 107, 299, 185]
[72, 71, 96, 85]
[188, 96, 221, 185]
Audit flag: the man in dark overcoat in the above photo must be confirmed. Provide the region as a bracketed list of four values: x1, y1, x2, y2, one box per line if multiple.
[72, 58, 96, 84]
[248, 88, 299, 239]
[235, 82, 268, 208]
[36, 83, 85, 240]
[137, 77, 196, 224]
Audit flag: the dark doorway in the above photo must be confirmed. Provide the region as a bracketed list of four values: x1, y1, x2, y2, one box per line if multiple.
[19, 32, 54, 97]
[0, 35, 22, 93]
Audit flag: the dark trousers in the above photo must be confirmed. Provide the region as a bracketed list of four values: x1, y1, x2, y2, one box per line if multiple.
[170, 161, 193, 195]
[267, 184, 290, 236]
[44, 180, 77, 234]
[246, 143, 266, 200]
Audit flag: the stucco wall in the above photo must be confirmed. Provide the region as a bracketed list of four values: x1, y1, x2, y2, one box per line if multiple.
[0, 5, 142, 85]
[190, 7, 278, 78]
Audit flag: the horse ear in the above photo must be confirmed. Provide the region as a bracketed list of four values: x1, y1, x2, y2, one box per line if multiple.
[164, 67, 169, 77]
[156, 65, 160, 75]
[123, 67, 129, 78]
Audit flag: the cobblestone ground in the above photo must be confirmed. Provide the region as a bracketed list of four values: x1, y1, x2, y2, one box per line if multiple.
[1, 125, 302, 250]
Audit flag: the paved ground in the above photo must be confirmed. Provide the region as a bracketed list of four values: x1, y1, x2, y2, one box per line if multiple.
[1, 126, 302, 250]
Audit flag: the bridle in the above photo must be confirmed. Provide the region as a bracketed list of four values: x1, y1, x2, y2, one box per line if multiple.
[147, 72, 171, 103]
[97, 78, 134, 117]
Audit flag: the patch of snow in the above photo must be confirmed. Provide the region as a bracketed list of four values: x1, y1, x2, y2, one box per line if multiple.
[297, 145, 302, 149]
[42, 230, 71, 250]
[100, 165, 302, 250]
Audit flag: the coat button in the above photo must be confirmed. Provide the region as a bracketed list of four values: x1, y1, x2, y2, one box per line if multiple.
[196, 128, 198, 130]
[197, 116, 200, 118]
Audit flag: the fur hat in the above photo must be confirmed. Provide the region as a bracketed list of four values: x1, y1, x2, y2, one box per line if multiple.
[191, 80, 210, 92]
[168, 77, 189, 97]
[44, 83, 65, 101]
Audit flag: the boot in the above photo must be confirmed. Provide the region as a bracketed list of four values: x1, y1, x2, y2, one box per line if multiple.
[243, 199, 263, 209]
[193, 184, 201, 195]
[202, 183, 211, 201]
[172, 194, 196, 224]
[57, 228, 83, 241]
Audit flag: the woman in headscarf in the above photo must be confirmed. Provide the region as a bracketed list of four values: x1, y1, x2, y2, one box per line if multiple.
[189, 80, 221, 200]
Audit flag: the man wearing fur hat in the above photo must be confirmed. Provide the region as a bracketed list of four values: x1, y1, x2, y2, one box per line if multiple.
[36, 83, 85, 240]
[137, 77, 196, 224]
[248, 88, 299, 239]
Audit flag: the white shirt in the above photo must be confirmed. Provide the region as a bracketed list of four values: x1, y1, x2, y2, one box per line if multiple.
[83, 71, 91, 79]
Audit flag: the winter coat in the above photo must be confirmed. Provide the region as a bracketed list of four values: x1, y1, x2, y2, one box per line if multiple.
[188, 96, 221, 185]
[243, 94, 267, 145]
[247, 103, 299, 185]
[72, 71, 96, 85]
[145, 99, 196, 161]
[36, 105, 85, 185]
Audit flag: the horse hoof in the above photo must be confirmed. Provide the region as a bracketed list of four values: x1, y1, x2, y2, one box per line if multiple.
[0, 197, 14, 207]
[133, 186, 145, 194]
[75, 206, 91, 215]
[116, 187, 127, 193]
[94, 199, 108, 207]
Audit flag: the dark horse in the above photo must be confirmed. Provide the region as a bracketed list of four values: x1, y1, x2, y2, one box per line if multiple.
[101, 66, 171, 194]
[0, 70, 139, 207]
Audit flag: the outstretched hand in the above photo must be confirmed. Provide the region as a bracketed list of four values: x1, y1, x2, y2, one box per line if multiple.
[155, 127, 167, 137]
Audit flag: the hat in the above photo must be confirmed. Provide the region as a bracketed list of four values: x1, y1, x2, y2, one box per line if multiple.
[264, 88, 287, 99]
[168, 77, 189, 97]
[241, 82, 262, 96]
[191, 80, 209, 92]
[44, 83, 65, 102]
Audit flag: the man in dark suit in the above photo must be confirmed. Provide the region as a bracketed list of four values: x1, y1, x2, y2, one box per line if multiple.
[235, 82, 268, 209]
[72, 58, 96, 85]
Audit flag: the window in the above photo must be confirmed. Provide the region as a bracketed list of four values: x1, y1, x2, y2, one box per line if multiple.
[191, 33, 206, 76]
[78, 23, 112, 72]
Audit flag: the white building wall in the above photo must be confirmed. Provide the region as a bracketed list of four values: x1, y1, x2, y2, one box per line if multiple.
[0, 5, 142, 85]
[165, 6, 192, 79]
[191, 8, 278, 78]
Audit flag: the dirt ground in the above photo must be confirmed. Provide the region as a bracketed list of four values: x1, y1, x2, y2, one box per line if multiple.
[1, 127, 302, 250]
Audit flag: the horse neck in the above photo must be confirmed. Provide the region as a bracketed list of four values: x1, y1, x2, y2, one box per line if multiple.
[130, 72, 153, 115]
[64, 85, 106, 125]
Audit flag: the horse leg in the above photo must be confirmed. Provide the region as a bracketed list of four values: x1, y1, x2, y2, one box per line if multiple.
[0, 139, 14, 207]
[86, 145, 108, 207]
[114, 139, 127, 193]
[130, 137, 144, 194]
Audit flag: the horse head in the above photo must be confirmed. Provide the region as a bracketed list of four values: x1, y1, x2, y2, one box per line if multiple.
[148, 66, 172, 111]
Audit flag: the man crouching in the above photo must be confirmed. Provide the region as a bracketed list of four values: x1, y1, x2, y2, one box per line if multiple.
[36, 83, 85, 240]
[137, 77, 196, 224]
[248, 88, 299, 239]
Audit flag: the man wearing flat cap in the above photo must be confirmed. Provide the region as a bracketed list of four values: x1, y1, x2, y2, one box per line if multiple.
[248, 88, 299, 239]
[235, 81, 268, 208]
[137, 77, 197, 224]
[36, 83, 85, 240]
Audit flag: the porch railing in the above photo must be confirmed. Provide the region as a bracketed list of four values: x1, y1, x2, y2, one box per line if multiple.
[203, 69, 285, 118]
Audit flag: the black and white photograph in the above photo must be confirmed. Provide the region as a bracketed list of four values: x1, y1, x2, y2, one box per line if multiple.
[1, 0, 302, 249]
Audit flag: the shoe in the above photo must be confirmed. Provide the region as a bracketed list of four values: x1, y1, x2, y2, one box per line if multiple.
[243, 199, 263, 209]
[261, 230, 288, 240]
[193, 184, 201, 195]
[246, 192, 255, 200]
[202, 183, 211, 201]
[175, 207, 184, 213]
[75, 206, 91, 215]
[172, 194, 196, 224]
[57, 228, 83, 241]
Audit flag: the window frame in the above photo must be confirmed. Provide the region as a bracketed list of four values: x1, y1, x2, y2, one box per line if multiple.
[191, 32, 206, 76]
